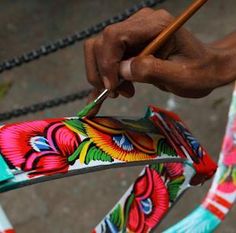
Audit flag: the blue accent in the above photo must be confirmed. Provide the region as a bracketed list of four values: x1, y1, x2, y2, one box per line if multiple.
[163, 206, 221, 233]
[0, 155, 14, 182]
[176, 122, 203, 158]
[105, 218, 119, 233]
[189, 139, 203, 157]
[141, 198, 152, 215]
[32, 136, 50, 152]
[112, 134, 134, 151]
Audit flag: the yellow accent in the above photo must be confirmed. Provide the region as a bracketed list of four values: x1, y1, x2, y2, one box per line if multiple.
[84, 118, 162, 154]
[86, 125, 155, 162]
[120, 207, 124, 229]
[79, 140, 92, 164]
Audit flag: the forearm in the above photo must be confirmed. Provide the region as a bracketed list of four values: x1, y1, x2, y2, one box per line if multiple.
[210, 32, 236, 86]
[211, 31, 236, 49]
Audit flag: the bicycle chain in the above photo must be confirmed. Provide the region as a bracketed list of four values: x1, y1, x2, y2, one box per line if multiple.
[0, 0, 165, 121]
[0, 89, 92, 121]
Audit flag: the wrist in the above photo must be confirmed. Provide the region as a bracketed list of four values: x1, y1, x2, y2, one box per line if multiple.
[207, 44, 236, 88]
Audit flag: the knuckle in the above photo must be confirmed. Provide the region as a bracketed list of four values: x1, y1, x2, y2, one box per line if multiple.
[100, 59, 111, 72]
[156, 9, 173, 21]
[103, 25, 118, 40]
[84, 38, 95, 51]
[143, 58, 157, 82]
[94, 37, 103, 50]
[103, 23, 132, 45]
[84, 38, 93, 46]
[137, 7, 154, 15]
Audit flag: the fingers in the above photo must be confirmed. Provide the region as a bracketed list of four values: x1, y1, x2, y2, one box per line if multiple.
[120, 55, 213, 98]
[92, 8, 157, 90]
[84, 8, 212, 100]
[93, 31, 121, 90]
[85, 82, 134, 118]
[84, 8, 175, 93]
[84, 38, 104, 89]
[120, 55, 182, 88]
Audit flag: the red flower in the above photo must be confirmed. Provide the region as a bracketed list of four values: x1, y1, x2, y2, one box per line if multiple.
[0, 119, 80, 177]
[164, 162, 184, 179]
[125, 167, 169, 233]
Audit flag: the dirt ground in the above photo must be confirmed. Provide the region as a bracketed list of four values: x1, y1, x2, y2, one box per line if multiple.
[0, 0, 235, 232]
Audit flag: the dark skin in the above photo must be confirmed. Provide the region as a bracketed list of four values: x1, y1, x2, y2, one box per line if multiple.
[84, 8, 236, 114]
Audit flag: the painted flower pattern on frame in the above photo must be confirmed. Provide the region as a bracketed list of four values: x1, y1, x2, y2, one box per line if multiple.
[82, 117, 162, 162]
[0, 119, 81, 177]
[124, 167, 169, 233]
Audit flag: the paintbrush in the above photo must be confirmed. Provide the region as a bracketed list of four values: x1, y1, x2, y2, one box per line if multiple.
[78, 0, 208, 117]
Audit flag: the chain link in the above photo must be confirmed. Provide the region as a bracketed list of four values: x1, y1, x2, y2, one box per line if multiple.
[0, 0, 165, 121]
[0, 89, 92, 121]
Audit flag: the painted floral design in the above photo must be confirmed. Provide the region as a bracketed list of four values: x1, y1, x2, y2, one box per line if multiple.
[164, 162, 184, 178]
[79, 117, 166, 162]
[0, 114, 172, 178]
[218, 166, 236, 193]
[124, 167, 169, 232]
[149, 108, 217, 183]
[0, 119, 81, 177]
[98, 163, 185, 233]
[218, 126, 236, 193]
[222, 133, 236, 165]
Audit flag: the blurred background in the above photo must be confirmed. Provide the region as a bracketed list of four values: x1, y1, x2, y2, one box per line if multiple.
[0, 0, 235, 232]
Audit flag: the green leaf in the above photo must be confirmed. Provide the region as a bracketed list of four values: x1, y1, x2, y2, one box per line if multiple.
[157, 139, 177, 157]
[109, 204, 124, 230]
[64, 119, 86, 135]
[85, 145, 113, 165]
[68, 140, 88, 163]
[123, 194, 135, 232]
[167, 176, 185, 202]
[150, 163, 164, 174]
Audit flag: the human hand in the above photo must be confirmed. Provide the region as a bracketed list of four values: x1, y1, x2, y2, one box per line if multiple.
[84, 7, 233, 113]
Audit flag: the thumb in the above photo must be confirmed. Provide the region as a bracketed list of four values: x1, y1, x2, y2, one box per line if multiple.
[120, 55, 181, 86]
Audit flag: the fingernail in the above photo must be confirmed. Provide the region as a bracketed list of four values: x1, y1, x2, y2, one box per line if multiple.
[103, 76, 111, 90]
[120, 59, 132, 80]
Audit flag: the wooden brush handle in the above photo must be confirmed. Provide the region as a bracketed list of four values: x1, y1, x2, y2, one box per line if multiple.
[139, 0, 208, 57]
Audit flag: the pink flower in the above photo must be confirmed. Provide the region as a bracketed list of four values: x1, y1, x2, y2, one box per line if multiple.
[218, 166, 236, 193]
[218, 182, 236, 193]
[0, 119, 80, 177]
[222, 134, 236, 165]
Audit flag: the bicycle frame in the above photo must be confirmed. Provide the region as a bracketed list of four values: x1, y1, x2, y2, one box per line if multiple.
[163, 85, 236, 233]
[97, 86, 236, 233]
[0, 105, 216, 232]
